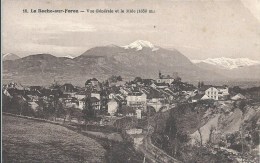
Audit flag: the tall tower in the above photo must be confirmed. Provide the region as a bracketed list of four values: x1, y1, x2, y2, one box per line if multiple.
[159, 70, 162, 79]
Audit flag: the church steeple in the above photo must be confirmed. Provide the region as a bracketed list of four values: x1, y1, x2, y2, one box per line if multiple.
[159, 70, 162, 79]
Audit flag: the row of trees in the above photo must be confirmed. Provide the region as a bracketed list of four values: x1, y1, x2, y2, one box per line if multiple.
[3, 91, 98, 125]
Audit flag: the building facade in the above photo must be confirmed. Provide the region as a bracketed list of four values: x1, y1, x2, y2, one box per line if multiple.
[126, 93, 147, 111]
[205, 87, 219, 100]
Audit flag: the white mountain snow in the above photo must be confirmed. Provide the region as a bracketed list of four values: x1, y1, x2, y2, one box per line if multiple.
[3, 53, 12, 58]
[192, 57, 260, 69]
[122, 40, 159, 51]
[3, 53, 20, 61]
[63, 55, 75, 59]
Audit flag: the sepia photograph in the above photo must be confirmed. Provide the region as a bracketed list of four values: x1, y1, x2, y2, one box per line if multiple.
[1, 0, 260, 162]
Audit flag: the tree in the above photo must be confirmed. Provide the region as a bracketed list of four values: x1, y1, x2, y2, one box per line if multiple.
[117, 76, 123, 81]
[145, 106, 156, 116]
[208, 126, 216, 144]
[50, 80, 62, 90]
[108, 75, 121, 83]
[2, 93, 11, 112]
[232, 86, 242, 94]
[238, 100, 247, 114]
[198, 82, 201, 88]
[64, 104, 78, 123]
[37, 98, 52, 119]
[103, 80, 109, 87]
[82, 96, 95, 125]
[49, 89, 63, 121]
[10, 94, 27, 115]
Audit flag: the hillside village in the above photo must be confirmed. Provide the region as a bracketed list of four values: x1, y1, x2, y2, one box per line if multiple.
[3, 72, 235, 120]
[2, 72, 260, 162]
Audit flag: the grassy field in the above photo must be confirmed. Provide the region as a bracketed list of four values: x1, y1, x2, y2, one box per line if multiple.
[3, 115, 106, 163]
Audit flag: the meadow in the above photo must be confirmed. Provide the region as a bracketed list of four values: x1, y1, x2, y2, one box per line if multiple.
[3, 115, 106, 163]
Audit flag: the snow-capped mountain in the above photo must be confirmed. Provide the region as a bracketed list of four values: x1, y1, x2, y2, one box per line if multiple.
[3, 53, 20, 61]
[122, 40, 159, 51]
[192, 57, 260, 69]
[63, 55, 75, 59]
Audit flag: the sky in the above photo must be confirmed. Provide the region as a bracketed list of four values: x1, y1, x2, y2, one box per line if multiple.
[2, 0, 260, 60]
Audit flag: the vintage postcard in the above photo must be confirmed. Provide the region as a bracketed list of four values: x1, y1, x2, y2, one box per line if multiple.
[2, 0, 260, 162]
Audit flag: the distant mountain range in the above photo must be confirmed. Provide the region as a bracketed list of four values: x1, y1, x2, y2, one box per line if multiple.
[3, 41, 260, 86]
[3, 53, 20, 61]
[192, 57, 260, 81]
[192, 57, 260, 69]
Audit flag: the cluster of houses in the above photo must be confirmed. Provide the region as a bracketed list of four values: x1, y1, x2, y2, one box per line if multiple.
[3, 72, 246, 120]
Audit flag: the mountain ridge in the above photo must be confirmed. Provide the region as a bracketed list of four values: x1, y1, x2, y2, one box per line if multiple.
[3, 53, 20, 61]
[192, 57, 260, 70]
[3, 41, 257, 86]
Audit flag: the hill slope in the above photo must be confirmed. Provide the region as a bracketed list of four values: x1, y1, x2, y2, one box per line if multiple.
[3, 115, 105, 162]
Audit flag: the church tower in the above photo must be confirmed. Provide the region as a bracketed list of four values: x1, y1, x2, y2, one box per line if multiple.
[159, 70, 162, 79]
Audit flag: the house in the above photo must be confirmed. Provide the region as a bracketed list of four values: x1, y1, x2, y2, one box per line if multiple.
[156, 71, 177, 85]
[120, 87, 132, 95]
[142, 79, 154, 86]
[109, 80, 125, 87]
[205, 87, 219, 100]
[146, 88, 165, 102]
[3, 89, 12, 98]
[216, 86, 229, 96]
[126, 128, 143, 135]
[198, 85, 213, 94]
[132, 135, 144, 147]
[136, 109, 142, 119]
[62, 96, 79, 108]
[126, 92, 147, 111]
[85, 78, 99, 87]
[27, 94, 40, 102]
[231, 93, 246, 101]
[30, 86, 42, 92]
[204, 86, 229, 100]
[7, 82, 17, 88]
[191, 94, 210, 102]
[151, 83, 169, 89]
[61, 83, 77, 93]
[65, 98, 79, 108]
[90, 97, 101, 110]
[91, 92, 101, 100]
[121, 105, 135, 116]
[5, 88, 29, 99]
[146, 88, 165, 112]
[75, 91, 86, 100]
[78, 99, 85, 110]
[28, 101, 39, 111]
[126, 128, 144, 147]
[60, 93, 72, 100]
[108, 93, 116, 99]
[107, 99, 118, 116]
[7, 82, 25, 90]
[114, 94, 126, 105]
[78, 97, 101, 110]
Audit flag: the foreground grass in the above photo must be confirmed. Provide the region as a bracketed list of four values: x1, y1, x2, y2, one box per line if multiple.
[3, 115, 106, 163]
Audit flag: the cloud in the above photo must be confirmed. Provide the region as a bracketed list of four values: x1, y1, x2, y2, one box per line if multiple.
[20, 21, 97, 34]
